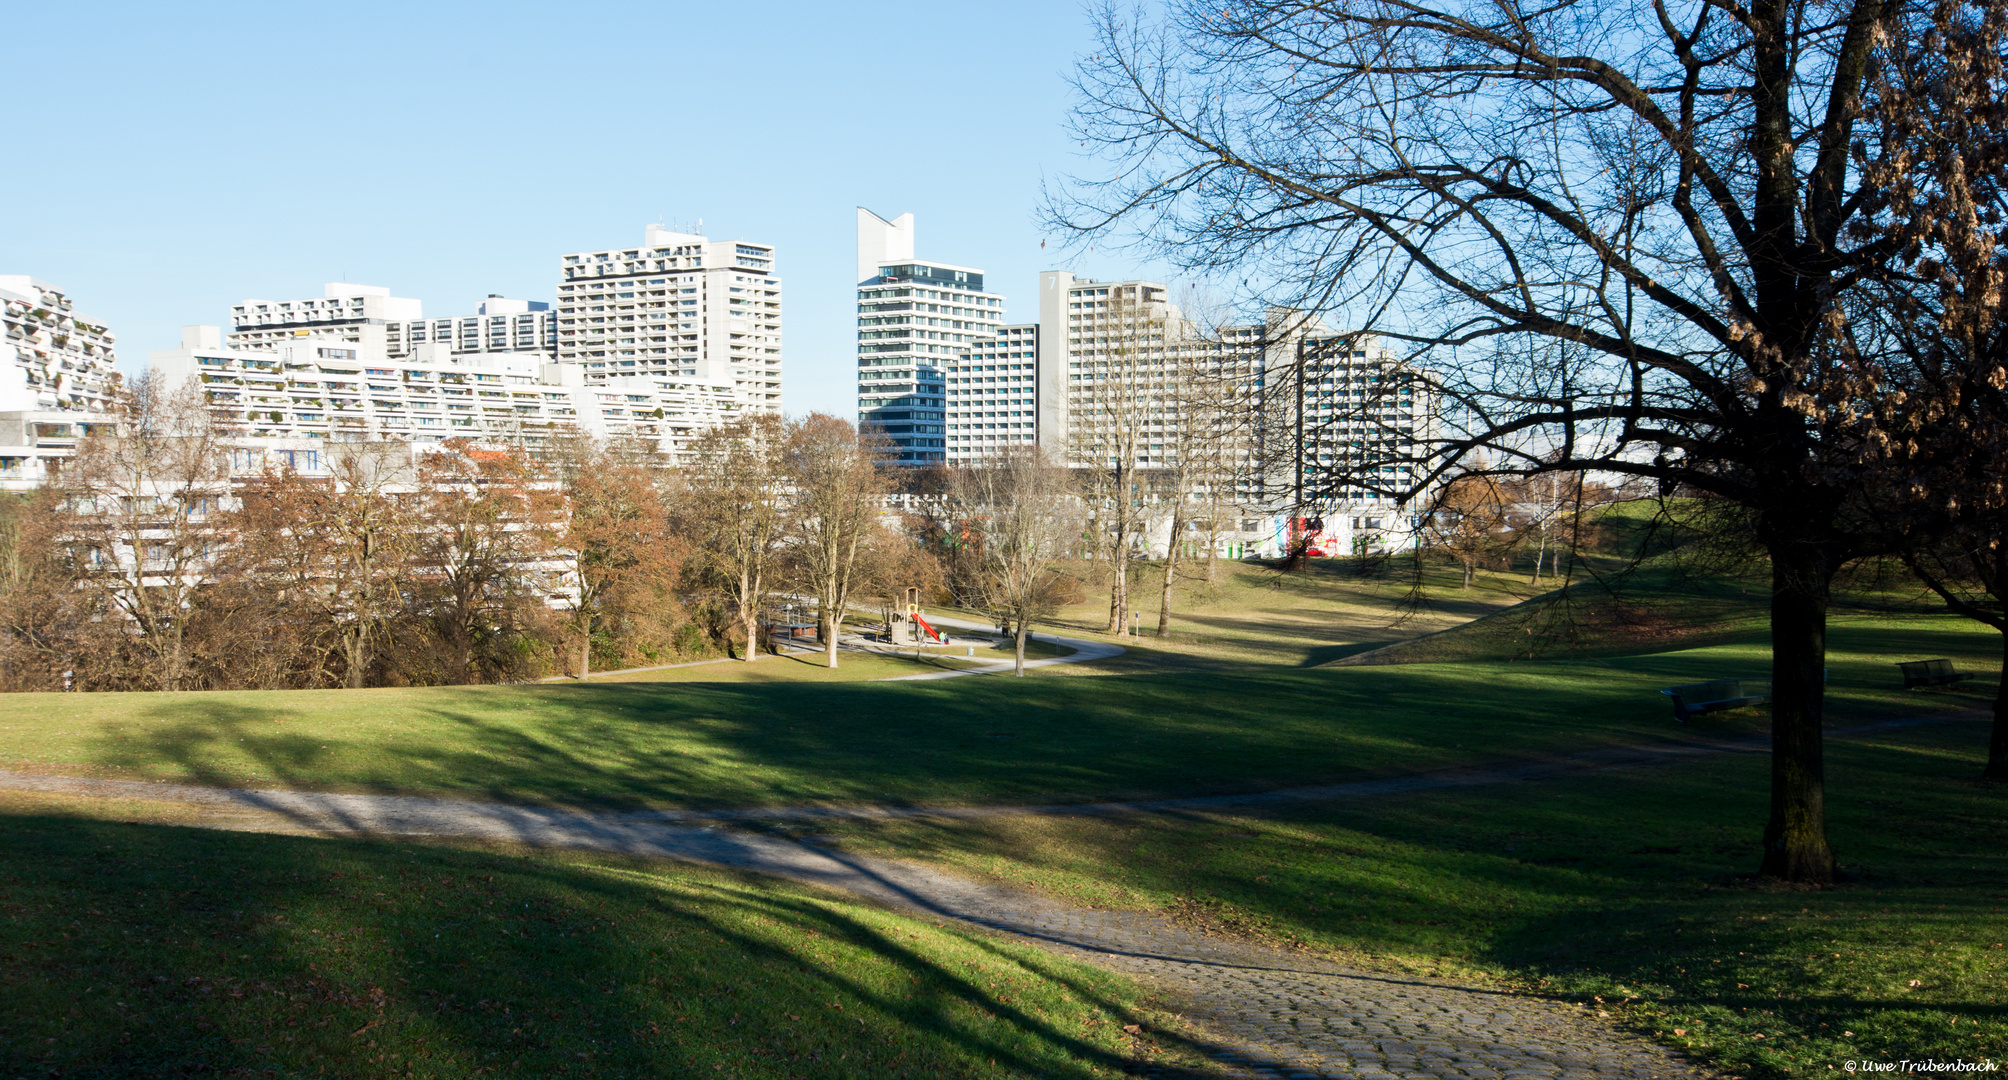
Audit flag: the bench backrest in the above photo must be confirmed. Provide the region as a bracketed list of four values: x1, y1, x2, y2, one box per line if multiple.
[1898, 658, 1956, 677]
[1668, 679, 1746, 703]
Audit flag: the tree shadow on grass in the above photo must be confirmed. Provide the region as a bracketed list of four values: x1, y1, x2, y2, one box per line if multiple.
[0, 812, 1202, 1079]
[852, 718, 2007, 1079]
[80, 661, 1712, 819]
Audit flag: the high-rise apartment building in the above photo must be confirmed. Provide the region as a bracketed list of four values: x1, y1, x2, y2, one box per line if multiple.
[0, 276, 124, 490]
[944, 324, 1040, 463]
[555, 224, 782, 413]
[855, 209, 1005, 465]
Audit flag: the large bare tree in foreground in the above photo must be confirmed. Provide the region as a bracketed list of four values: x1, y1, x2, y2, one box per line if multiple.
[1053, 0, 1975, 881]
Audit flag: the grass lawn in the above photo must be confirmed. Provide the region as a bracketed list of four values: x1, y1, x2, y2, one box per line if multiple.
[0, 814, 1201, 1079]
[823, 716, 2008, 1080]
[581, 647, 991, 684]
[0, 614, 1993, 814]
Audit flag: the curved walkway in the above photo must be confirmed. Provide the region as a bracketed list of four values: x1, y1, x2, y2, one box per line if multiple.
[871, 613, 1127, 681]
[8, 709, 1953, 1077]
[0, 762, 1707, 1079]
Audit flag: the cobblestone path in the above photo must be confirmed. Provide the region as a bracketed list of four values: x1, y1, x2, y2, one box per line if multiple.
[0, 767, 1715, 1079]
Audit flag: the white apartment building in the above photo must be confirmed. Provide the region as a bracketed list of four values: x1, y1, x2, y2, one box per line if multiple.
[944, 323, 1040, 463]
[556, 224, 782, 413]
[855, 209, 1005, 465]
[229, 283, 424, 356]
[0, 276, 125, 490]
[151, 328, 742, 463]
[1023, 270, 1435, 556]
[386, 295, 556, 360]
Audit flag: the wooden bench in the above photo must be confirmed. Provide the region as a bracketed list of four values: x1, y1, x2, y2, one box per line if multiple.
[1660, 679, 1772, 723]
[1897, 658, 1972, 690]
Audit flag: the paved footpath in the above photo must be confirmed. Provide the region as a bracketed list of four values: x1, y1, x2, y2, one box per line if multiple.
[0, 755, 1763, 1078]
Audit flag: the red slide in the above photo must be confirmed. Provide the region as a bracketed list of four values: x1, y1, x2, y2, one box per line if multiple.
[910, 613, 944, 643]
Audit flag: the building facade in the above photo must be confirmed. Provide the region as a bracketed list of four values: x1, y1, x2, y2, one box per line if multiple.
[944, 323, 1040, 463]
[386, 296, 556, 360]
[555, 224, 782, 414]
[855, 209, 1005, 465]
[229, 283, 423, 357]
[0, 276, 125, 490]
[151, 327, 741, 463]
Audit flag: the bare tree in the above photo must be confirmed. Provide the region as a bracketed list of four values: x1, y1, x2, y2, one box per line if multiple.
[950, 447, 1081, 675]
[62, 372, 231, 691]
[782, 414, 889, 668]
[1069, 284, 1173, 634]
[1052, 0, 1951, 882]
[685, 414, 787, 661]
[1154, 335, 1248, 632]
[1427, 472, 1514, 590]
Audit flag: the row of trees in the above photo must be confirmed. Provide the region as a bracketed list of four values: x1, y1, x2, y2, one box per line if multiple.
[0, 378, 976, 690]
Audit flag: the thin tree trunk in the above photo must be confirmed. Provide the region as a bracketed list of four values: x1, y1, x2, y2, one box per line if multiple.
[1158, 512, 1183, 636]
[1107, 537, 1130, 634]
[1014, 622, 1029, 676]
[739, 568, 759, 662]
[578, 634, 591, 681]
[1760, 547, 1837, 884]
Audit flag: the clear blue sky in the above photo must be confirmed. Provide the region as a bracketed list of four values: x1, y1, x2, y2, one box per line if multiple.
[1, 0, 1144, 417]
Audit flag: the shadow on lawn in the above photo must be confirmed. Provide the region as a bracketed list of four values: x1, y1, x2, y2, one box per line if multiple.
[81, 662, 1708, 815]
[860, 718, 2006, 1078]
[0, 814, 1194, 1079]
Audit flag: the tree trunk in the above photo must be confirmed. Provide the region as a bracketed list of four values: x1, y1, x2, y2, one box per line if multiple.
[825, 609, 840, 669]
[1759, 546, 1838, 884]
[1158, 516, 1182, 636]
[738, 566, 761, 662]
[1106, 539, 1130, 634]
[1462, 560, 1474, 589]
[1988, 629, 2008, 781]
[344, 632, 369, 689]
[1014, 623, 1029, 677]
[578, 633, 591, 681]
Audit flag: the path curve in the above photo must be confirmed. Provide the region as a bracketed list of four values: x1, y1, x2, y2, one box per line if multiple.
[872, 613, 1127, 681]
[0, 766, 1707, 1080]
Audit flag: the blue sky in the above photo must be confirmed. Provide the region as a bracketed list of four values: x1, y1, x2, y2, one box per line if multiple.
[0, 0, 1145, 417]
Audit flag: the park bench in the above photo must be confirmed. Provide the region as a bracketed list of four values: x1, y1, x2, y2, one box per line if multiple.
[1660, 678, 1772, 723]
[1897, 658, 1972, 690]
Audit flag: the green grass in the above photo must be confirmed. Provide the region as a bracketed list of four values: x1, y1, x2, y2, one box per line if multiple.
[823, 715, 2008, 1080]
[0, 615, 1993, 814]
[0, 815, 1198, 1079]
[581, 647, 991, 684]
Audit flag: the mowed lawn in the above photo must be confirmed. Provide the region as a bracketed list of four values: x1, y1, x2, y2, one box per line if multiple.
[0, 817, 1190, 1079]
[828, 715, 2008, 1080]
[0, 616, 1994, 811]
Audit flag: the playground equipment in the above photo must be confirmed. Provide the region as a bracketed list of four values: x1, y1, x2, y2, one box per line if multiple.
[903, 586, 945, 645]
